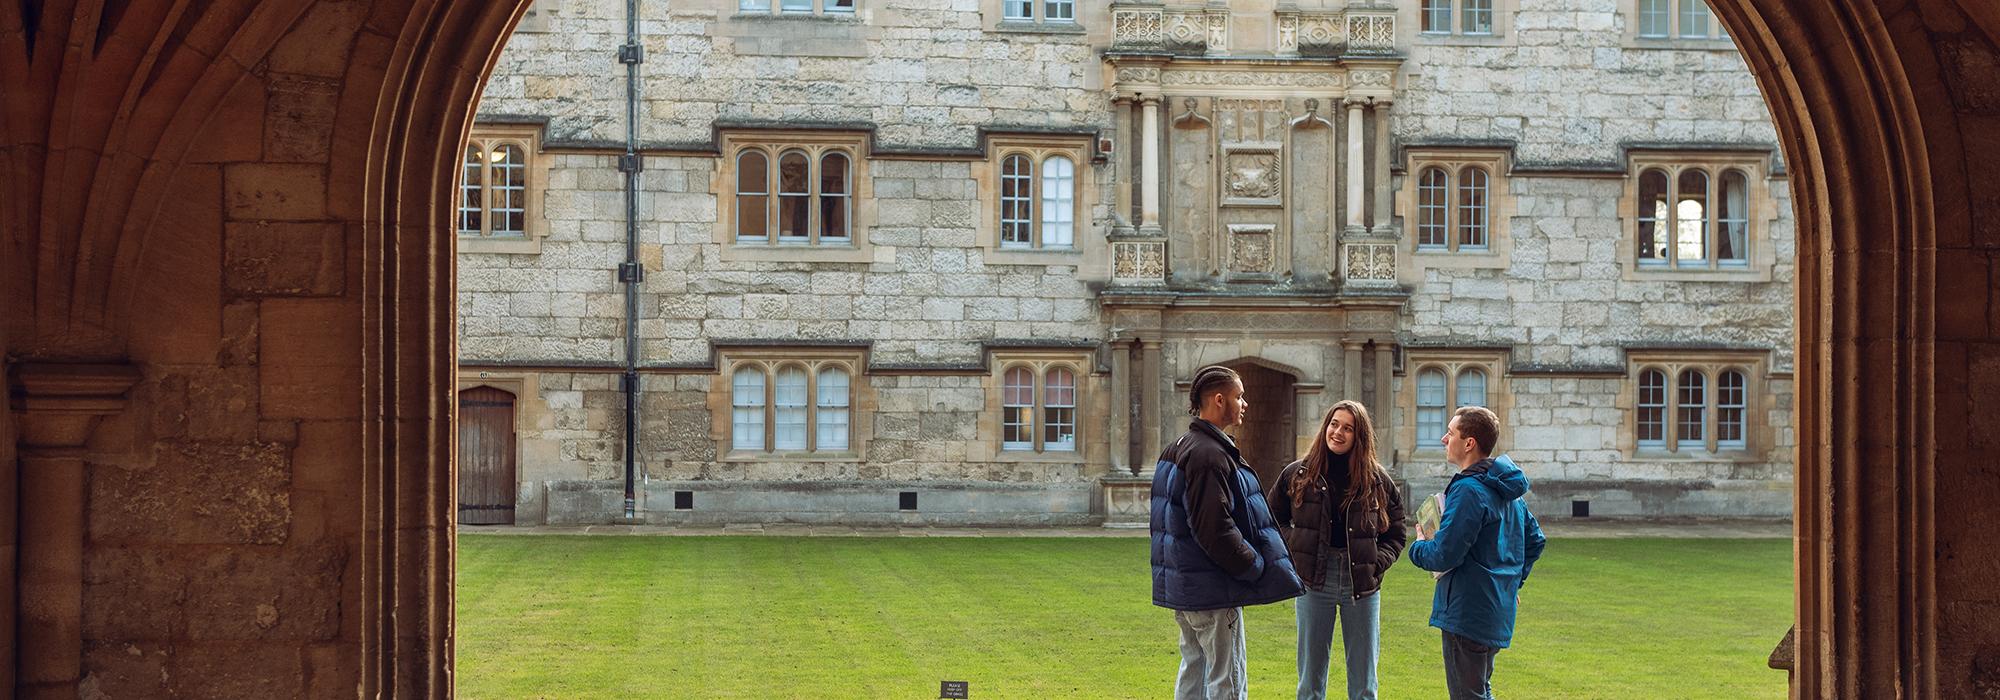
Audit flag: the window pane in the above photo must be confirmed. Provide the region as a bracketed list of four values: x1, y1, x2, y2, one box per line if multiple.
[1638, 0, 1670, 37]
[1417, 167, 1448, 248]
[1638, 169, 1669, 265]
[1417, 369, 1447, 444]
[1003, 0, 1030, 19]
[1718, 170, 1749, 264]
[1422, 0, 1450, 32]
[740, 0, 770, 9]
[737, 150, 769, 241]
[1045, 0, 1073, 21]
[1002, 367, 1034, 450]
[1679, 0, 1712, 38]
[1457, 167, 1489, 249]
[819, 152, 849, 242]
[1044, 368, 1076, 451]
[1040, 156, 1075, 249]
[1455, 369, 1487, 408]
[1718, 370, 1746, 446]
[492, 145, 527, 236]
[460, 146, 484, 236]
[1638, 369, 1666, 446]
[826, 0, 855, 12]
[1463, 0, 1493, 34]
[1677, 369, 1706, 447]
[780, 0, 811, 12]
[732, 368, 765, 451]
[1000, 155, 1032, 248]
[816, 367, 850, 451]
[1677, 169, 1709, 266]
[778, 151, 810, 242]
[775, 367, 809, 450]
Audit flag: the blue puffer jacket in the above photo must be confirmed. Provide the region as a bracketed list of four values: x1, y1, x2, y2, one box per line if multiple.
[1151, 420, 1305, 611]
[1408, 454, 1547, 649]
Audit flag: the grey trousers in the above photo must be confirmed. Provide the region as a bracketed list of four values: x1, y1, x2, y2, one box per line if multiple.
[1441, 630, 1498, 700]
[1175, 607, 1248, 700]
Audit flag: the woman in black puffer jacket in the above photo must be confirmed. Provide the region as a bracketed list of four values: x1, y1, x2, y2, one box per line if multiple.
[1269, 399, 1407, 700]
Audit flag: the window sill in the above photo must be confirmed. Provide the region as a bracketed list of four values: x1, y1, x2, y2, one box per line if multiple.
[1628, 36, 1737, 51]
[1413, 32, 1508, 46]
[459, 235, 543, 255]
[984, 246, 1084, 267]
[993, 448, 1085, 464]
[1408, 246, 1508, 270]
[721, 450, 865, 463]
[1629, 448, 1763, 463]
[732, 11, 862, 22]
[1622, 263, 1773, 283]
[992, 19, 1086, 35]
[719, 242, 875, 264]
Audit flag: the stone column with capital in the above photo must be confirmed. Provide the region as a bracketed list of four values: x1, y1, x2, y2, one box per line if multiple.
[8, 363, 141, 698]
[1109, 340, 1133, 475]
[1112, 97, 1136, 233]
[1345, 99, 1366, 232]
[1140, 97, 1163, 234]
[1342, 341, 1366, 403]
[1140, 340, 1164, 468]
[1371, 100, 1395, 233]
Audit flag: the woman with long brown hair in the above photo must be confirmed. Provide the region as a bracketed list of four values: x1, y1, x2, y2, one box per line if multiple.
[1268, 400, 1407, 700]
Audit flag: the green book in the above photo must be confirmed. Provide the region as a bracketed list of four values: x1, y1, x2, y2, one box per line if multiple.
[1416, 491, 1449, 580]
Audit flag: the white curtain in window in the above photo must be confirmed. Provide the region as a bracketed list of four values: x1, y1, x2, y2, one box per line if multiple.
[775, 366, 809, 450]
[732, 367, 766, 451]
[1039, 156, 1075, 248]
[816, 367, 850, 451]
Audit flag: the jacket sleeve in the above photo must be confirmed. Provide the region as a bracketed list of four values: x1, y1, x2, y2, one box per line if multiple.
[1268, 469, 1294, 528]
[1184, 458, 1263, 581]
[1520, 508, 1547, 587]
[1408, 480, 1483, 573]
[1375, 475, 1409, 568]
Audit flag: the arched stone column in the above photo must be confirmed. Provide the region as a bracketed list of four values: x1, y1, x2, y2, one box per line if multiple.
[1710, 1, 2000, 696]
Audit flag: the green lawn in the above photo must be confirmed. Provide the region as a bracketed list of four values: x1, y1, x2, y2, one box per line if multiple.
[457, 535, 1790, 699]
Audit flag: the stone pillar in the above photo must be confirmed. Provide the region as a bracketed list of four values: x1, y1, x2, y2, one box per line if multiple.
[1342, 340, 1365, 403]
[1109, 340, 1133, 474]
[1140, 339, 1164, 469]
[1345, 99, 1366, 231]
[1373, 343, 1396, 442]
[1371, 100, 1394, 233]
[9, 363, 141, 699]
[1140, 97, 1163, 233]
[1112, 97, 1136, 231]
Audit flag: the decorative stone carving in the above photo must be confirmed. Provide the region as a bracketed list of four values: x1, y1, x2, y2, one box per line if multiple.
[1205, 10, 1230, 54]
[1113, 241, 1168, 283]
[1224, 151, 1282, 202]
[1229, 226, 1275, 275]
[1347, 14, 1396, 53]
[1166, 12, 1207, 52]
[1300, 15, 1345, 53]
[1161, 70, 1344, 89]
[1113, 7, 1166, 50]
[1344, 243, 1397, 280]
[1114, 66, 1162, 86]
[1277, 14, 1299, 54]
[1350, 70, 1393, 89]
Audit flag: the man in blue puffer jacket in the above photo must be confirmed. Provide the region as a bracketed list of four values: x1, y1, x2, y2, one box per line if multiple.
[1409, 405, 1546, 700]
[1151, 365, 1305, 700]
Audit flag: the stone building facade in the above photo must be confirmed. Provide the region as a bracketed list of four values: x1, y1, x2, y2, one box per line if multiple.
[457, 0, 1795, 525]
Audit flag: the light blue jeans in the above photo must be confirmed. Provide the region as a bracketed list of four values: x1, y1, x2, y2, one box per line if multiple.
[1174, 607, 1248, 700]
[1295, 549, 1381, 700]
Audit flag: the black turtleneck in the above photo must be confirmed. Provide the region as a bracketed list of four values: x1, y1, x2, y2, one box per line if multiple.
[1324, 451, 1351, 549]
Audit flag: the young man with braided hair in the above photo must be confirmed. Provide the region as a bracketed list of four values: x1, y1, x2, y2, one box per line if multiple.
[1150, 365, 1305, 699]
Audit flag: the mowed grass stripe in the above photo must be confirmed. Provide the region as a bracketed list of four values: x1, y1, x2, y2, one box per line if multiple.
[458, 536, 1790, 699]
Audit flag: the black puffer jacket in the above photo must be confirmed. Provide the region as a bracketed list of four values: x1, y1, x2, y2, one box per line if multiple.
[1269, 459, 1409, 599]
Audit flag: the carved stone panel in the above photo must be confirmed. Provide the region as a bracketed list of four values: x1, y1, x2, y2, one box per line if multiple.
[1300, 15, 1345, 55]
[1166, 12, 1207, 53]
[1347, 14, 1396, 54]
[1229, 225, 1276, 276]
[1113, 7, 1166, 50]
[1113, 241, 1168, 284]
[1343, 243, 1398, 280]
[1223, 148, 1282, 207]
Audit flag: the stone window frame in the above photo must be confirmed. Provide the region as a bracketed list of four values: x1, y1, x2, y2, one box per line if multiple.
[514, 0, 563, 32]
[985, 0, 1085, 33]
[1407, 0, 1515, 44]
[1620, 351, 1769, 460]
[1398, 349, 1511, 459]
[737, 0, 857, 17]
[713, 130, 874, 264]
[986, 350, 1092, 463]
[1617, 151, 1777, 282]
[974, 135, 1094, 266]
[1399, 148, 1513, 272]
[458, 124, 549, 255]
[712, 348, 872, 462]
[1623, 0, 1735, 49]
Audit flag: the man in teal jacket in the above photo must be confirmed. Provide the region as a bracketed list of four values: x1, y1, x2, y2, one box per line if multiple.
[1408, 406, 1546, 700]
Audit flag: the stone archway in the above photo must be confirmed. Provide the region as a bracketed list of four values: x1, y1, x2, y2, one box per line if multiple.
[1223, 361, 1299, 489]
[3, 0, 1997, 697]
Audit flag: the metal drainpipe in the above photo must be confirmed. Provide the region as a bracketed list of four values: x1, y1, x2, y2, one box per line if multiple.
[616, 0, 644, 520]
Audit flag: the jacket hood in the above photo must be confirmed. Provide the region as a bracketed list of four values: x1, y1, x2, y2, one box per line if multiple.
[1468, 454, 1530, 501]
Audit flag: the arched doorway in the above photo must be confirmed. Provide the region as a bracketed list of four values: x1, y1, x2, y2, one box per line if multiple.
[1224, 362, 1298, 489]
[456, 387, 517, 526]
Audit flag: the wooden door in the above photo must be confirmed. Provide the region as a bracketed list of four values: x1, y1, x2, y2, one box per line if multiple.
[457, 386, 517, 525]
[1225, 364, 1297, 490]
